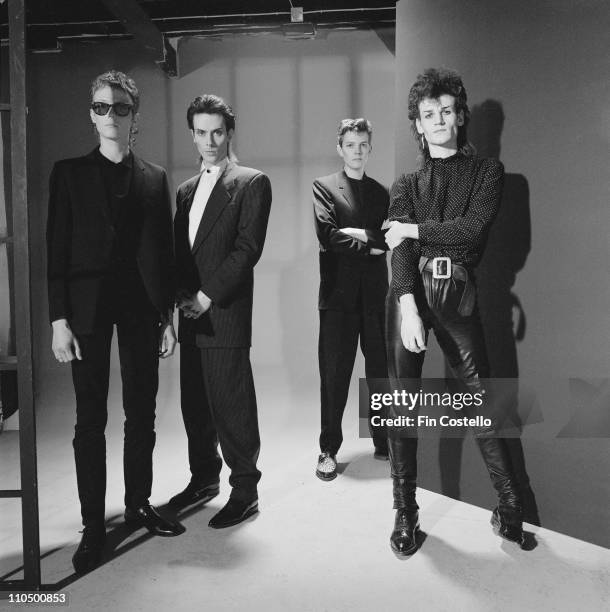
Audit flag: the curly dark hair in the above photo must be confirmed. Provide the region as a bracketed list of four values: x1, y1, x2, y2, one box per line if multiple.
[186, 94, 236, 132]
[337, 117, 372, 146]
[90, 70, 139, 113]
[407, 68, 471, 155]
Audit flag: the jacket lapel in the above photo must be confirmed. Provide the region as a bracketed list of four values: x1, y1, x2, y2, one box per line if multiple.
[337, 170, 363, 224]
[131, 153, 146, 206]
[191, 162, 236, 254]
[181, 173, 203, 214]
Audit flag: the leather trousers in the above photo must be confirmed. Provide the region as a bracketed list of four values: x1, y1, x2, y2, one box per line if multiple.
[385, 268, 522, 516]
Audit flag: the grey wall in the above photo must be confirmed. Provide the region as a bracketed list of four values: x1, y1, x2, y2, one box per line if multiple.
[395, 0, 610, 546]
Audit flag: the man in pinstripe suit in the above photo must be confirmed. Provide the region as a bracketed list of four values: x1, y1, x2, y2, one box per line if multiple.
[169, 94, 272, 528]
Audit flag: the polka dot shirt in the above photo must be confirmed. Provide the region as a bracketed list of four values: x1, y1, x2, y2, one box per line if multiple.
[389, 152, 504, 297]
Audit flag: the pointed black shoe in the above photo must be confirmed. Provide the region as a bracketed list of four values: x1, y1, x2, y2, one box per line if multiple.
[168, 481, 220, 509]
[72, 525, 106, 574]
[390, 508, 419, 557]
[491, 507, 525, 546]
[124, 504, 185, 536]
[208, 499, 258, 529]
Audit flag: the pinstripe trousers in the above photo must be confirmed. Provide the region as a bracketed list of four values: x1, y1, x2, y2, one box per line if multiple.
[179, 343, 261, 502]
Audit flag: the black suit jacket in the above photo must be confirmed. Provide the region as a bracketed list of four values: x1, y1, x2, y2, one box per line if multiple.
[174, 162, 272, 348]
[46, 149, 174, 334]
[313, 171, 389, 313]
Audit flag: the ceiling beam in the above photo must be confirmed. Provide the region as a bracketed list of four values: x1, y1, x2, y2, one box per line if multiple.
[99, 0, 177, 76]
[372, 25, 395, 55]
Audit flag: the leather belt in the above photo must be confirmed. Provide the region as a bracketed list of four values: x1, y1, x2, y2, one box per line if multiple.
[418, 256, 476, 316]
[418, 256, 470, 281]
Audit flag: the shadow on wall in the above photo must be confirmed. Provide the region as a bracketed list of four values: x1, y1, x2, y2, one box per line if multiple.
[438, 100, 540, 525]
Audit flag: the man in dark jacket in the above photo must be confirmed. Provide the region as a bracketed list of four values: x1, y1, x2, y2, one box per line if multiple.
[47, 71, 182, 575]
[169, 95, 272, 528]
[312, 118, 390, 481]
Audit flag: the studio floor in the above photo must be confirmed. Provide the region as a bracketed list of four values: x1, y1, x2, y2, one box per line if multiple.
[0, 361, 608, 612]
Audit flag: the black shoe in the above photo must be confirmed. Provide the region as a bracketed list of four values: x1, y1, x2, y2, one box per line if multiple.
[168, 480, 220, 509]
[374, 447, 389, 461]
[124, 504, 185, 537]
[72, 525, 106, 574]
[208, 499, 259, 529]
[315, 452, 337, 481]
[390, 508, 419, 557]
[475, 437, 524, 546]
[491, 507, 525, 546]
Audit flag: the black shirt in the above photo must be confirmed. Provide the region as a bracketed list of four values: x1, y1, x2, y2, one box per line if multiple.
[96, 147, 133, 223]
[94, 148, 141, 271]
[389, 152, 504, 297]
[345, 174, 389, 251]
[93, 149, 154, 322]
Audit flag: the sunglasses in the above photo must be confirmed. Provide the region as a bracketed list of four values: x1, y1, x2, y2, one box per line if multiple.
[90, 102, 134, 117]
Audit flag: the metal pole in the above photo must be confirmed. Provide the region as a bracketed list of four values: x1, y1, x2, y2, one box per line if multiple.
[8, 0, 41, 589]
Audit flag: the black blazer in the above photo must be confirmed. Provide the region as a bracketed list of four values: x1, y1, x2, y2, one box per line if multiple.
[174, 162, 272, 348]
[46, 149, 174, 334]
[313, 171, 389, 313]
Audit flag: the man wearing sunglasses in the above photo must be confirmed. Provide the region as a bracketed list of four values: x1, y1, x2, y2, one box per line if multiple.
[47, 70, 183, 575]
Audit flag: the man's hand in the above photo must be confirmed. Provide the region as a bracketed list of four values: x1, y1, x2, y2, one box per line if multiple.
[342, 228, 385, 254]
[178, 290, 212, 319]
[51, 318, 82, 363]
[400, 310, 427, 353]
[159, 322, 177, 358]
[398, 295, 426, 353]
[339, 227, 367, 242]
[385, 221, 419, 250]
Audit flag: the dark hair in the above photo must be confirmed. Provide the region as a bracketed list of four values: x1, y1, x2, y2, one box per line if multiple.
[337, 118, 372, 146]
[90, 70, 139, 114]
[186, 94, 236, 132]
[407, 68, 472, 156]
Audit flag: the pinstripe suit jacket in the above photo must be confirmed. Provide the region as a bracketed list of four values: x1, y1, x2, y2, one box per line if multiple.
[174, 161, 272, 348]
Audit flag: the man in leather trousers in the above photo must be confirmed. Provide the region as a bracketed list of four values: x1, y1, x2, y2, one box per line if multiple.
[383, 68, 524, 556]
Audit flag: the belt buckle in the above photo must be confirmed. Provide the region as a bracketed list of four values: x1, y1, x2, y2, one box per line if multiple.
[432, 257, 451, 279]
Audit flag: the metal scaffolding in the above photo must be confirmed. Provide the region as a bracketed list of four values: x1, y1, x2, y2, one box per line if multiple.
[0, 0, 41, 591]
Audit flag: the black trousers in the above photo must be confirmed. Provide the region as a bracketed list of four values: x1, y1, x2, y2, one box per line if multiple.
[386, 271, 489, 486]
[386, 273, 490, 386]
[179, 344, 260, 502]
[386, 270, 516, 504]
[70, 312, 160, 527]
[318, 309, 388, 455]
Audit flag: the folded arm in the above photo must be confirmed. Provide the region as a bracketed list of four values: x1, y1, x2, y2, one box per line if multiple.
[313, 180, 373, 256]
[339, 227, 387, 255]
[387, 160, 504, 250]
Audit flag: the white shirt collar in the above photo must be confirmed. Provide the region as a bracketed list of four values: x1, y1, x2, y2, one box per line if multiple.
[200, 157, 229, 175]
